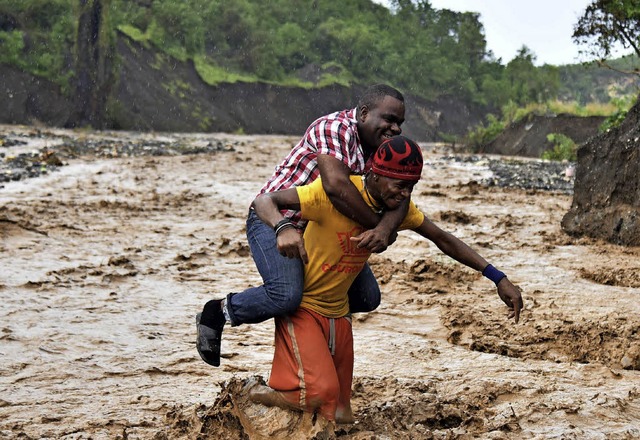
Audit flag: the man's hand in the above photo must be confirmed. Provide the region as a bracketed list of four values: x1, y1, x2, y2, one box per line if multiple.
[351, 227, 398, 253]
[276, 229, 309, 264]
[496, 278, 524, 323]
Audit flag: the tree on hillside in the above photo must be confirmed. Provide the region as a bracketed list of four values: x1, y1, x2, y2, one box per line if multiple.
[73, 0, 115, 128]
[0, 0, 74, 84]
[573, 0, 640, 75]
[504, 46, 559, 105]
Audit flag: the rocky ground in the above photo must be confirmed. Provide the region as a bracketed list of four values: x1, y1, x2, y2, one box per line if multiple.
[1, 124, 639, 439]
[0, 127, 575, 193]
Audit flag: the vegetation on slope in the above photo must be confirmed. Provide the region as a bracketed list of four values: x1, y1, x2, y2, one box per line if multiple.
[0, 0, 638, 130]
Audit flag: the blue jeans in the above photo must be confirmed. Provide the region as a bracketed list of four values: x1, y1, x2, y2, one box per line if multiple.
[225, 209, 381, 326]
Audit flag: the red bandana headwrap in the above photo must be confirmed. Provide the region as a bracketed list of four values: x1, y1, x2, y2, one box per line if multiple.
[372, 135, 423, 181]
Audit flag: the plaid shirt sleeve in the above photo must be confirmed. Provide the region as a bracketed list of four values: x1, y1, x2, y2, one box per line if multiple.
[256, 109, 363, 228]
[310, 117, 356, 168]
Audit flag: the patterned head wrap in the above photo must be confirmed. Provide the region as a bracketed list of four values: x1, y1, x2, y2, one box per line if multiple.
[372, 135, 423, 181]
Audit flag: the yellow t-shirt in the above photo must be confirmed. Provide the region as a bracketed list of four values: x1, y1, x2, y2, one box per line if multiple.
[296, 175, 425, 318]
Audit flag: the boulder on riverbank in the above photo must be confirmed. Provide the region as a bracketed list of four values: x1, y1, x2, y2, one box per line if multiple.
[562, 99, 640, 246]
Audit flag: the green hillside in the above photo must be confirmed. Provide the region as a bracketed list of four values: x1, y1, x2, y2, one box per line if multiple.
[0, 0, 638, 126]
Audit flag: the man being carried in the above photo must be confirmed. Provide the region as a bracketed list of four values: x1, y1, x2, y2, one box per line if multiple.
[247, 136, 524, 423]
[197, 84, 411, 367]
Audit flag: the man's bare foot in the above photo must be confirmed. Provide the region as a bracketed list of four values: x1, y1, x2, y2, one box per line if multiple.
[249, 384, 301, 413]
[335, 405, 355, 424]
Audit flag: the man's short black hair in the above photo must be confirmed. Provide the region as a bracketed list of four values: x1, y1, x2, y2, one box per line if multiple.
[358, 84, 404, 110]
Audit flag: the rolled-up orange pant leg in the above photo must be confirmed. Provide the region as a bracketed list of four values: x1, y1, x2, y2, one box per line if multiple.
[268, 308, 353, 421]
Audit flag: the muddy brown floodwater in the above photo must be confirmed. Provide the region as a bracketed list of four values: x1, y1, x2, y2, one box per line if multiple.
[1, 125, 639, 439]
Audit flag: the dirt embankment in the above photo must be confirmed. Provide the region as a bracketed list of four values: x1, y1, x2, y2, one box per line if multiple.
[483, 114, 606, 158]
[0, 36, 607, 159]
[0, 34, 486, 142]
[562, 99, 640, 246]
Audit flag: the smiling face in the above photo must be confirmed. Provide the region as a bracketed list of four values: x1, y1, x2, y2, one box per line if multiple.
[357, 96, 405, 155]
[368, 174, 418, 211]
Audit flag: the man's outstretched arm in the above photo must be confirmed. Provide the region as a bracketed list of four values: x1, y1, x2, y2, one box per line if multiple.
[413, 216, 524, 323]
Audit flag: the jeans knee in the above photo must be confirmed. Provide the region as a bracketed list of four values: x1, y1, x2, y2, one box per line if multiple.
[349, 286, 381, 313]
[279, 293, 302, 315]
[265, 284, 303, 315]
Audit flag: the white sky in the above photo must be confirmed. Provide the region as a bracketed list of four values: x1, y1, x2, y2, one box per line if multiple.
[374, 0, 631, 66]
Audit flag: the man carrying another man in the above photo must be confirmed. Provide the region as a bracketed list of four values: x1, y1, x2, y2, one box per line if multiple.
[196, 84, 523, 374]
[247, 136, 523, 423]
[197, 84, 413, 366]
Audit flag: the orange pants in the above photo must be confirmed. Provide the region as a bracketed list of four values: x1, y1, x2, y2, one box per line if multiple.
[268, 308, 353, 421]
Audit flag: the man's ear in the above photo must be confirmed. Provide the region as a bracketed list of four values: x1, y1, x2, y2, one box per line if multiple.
[359, 105, 369, 122]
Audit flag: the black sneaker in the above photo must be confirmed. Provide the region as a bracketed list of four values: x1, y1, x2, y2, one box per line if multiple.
[196, 301, 225, 367]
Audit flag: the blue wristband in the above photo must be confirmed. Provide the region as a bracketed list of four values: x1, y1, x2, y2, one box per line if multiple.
[483, 264, 506, 284]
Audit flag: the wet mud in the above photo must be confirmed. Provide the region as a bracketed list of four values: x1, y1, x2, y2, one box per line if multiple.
[1, 125, 639, 439]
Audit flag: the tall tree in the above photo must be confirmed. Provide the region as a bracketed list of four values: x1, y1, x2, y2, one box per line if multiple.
[573, 0, 640, 74]
[73, 0, 115, 128]
[504, 46, 557, 105]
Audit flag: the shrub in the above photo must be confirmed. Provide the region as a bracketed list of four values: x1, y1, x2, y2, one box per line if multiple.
[542, 133, 577, 161]
[464, 113, 504, 152]
[599, 95, 636, 132]
[0, 30, 25, 66]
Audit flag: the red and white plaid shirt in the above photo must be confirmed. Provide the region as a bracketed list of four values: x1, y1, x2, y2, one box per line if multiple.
[258, 108, 370, 227]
